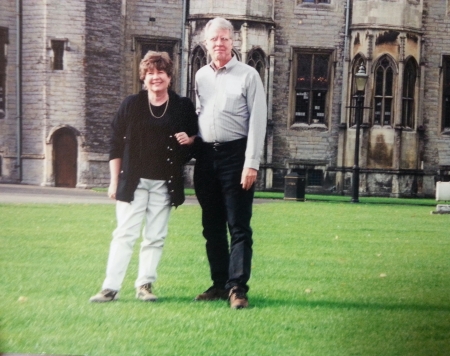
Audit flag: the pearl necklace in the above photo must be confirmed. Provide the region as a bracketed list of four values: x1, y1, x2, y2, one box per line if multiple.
[148, 96, 169, 119]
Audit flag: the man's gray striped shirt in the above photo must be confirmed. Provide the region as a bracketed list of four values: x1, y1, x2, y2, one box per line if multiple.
[195, 56, 267, 170]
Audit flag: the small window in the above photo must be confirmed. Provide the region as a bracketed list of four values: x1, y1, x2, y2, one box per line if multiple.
[0, 27, 8, 119]
[307, 169, 323, 186]
[442, 56, 450, 130]
[293, 52, 331, 125]
[51, 40, 65, 70]
[301, 0, 330, 3]
[439, 166, 450, 182]
[293, 168, 323, 186]
[373, 56, 395, 126]
[134, 39, 177, 93]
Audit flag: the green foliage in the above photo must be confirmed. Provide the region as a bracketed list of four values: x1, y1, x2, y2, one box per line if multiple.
[0, 201, 449, 355]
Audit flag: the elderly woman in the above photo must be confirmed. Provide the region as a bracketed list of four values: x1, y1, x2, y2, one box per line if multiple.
[90, 51, 198, 302]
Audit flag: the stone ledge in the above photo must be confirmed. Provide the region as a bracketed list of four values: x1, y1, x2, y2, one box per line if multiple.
[431, 204, 450, 214]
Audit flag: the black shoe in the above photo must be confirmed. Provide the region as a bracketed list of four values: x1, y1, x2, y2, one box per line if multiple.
[194, 286, 228, 301]
[228, 286, 249, 309]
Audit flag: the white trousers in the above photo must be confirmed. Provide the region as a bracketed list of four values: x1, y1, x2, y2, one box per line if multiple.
[102, 178, 172, 291]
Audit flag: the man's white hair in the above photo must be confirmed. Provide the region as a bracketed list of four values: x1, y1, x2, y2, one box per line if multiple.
[204, 17, 234, 39]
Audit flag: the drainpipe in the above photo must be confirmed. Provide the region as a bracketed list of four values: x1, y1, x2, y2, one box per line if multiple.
[340, 0, 351, 125]
[180, 0, 188, 96]
[16, 0, 22, 181]
[336, 0, 351, 194]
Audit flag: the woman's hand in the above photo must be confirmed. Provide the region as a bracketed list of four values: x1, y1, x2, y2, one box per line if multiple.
[108, 181, 118, 200]
[175, 132, 195, 145]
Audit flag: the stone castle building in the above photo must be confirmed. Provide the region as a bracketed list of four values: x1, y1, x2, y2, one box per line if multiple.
[1, 0, 449, 197]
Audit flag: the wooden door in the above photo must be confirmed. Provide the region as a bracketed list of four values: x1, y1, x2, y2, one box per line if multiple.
[54, 129, 77, 188]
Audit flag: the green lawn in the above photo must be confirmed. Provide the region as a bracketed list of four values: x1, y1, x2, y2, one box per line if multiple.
[0, 199, 449, 355]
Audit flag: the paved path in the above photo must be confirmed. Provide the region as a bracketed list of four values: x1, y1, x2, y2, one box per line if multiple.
[0, 183, 276, 205]
[0, 183, 198, 205]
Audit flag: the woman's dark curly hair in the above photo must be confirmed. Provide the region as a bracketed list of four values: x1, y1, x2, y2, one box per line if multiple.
[139, 51, 173, 80]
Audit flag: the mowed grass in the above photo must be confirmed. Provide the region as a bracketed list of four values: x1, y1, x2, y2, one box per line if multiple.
[0, 199, 449, 356]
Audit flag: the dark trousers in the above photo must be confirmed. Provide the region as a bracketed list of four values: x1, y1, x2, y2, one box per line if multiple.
[194, 138, 254, 292]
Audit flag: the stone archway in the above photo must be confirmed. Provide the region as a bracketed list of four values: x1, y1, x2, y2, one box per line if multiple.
[53, 127, 77, 187]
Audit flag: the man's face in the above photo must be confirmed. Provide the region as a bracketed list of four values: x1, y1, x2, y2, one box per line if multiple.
[205, 27, 233, 65]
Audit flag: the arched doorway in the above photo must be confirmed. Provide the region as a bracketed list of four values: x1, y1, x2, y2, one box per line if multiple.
[53, 128, 77, 187]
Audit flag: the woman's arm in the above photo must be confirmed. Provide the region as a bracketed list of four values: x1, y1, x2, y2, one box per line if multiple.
[174, 132, 196, 146]
[108, 158, 122, 199]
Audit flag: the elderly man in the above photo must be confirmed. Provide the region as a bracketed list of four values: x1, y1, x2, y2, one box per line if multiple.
[194, 17, 267, 309]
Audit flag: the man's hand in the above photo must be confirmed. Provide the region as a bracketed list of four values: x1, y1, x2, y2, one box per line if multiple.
[241, 167, 257, 190]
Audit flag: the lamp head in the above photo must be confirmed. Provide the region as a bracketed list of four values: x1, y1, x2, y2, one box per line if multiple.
[355, 64, 368, 92]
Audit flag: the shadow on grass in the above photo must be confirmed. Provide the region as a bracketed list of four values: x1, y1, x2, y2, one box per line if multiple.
[100, 294, 450, 313]
[250, 297, 450, 312]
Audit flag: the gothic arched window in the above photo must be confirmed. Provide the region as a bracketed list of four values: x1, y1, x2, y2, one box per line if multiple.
[373, 56, 395, 126]
[442, 56, 450, 130]
[402, 58, 417, 129]
[190, 46, 207, 102]
[350, 56, 366, 126]
[247, 49, 266, 84]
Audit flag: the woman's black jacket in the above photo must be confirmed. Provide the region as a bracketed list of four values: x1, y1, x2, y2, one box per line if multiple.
[109, 90, 198, 207]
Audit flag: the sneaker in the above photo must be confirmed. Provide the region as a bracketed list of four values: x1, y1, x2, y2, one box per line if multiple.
[136, 283, 158, 302]
[228, 286, 249, 309]
[194, 286, 228, 301]
[89, 289, 118, 303]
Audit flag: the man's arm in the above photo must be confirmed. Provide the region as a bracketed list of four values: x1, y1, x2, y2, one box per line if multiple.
[241, 70, 267, 190]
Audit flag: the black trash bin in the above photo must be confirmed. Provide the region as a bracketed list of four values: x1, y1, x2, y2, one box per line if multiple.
[284, 172, 305, 201]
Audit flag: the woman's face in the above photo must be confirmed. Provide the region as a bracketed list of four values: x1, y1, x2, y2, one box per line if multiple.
[144, 68, 171, 94]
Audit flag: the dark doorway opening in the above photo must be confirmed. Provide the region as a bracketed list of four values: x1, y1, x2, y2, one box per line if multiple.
[53, 128, 77, 188]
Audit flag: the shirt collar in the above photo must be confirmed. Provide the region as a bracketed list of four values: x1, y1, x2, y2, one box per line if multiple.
[209, 55, 238, 72]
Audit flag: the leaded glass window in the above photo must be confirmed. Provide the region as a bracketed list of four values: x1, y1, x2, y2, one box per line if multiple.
[247, 49, 265, 84]
[373, 56, 395, 126]
[442, 56, 450, 130]
[190, 46, 207, 102]
[294, 52, 330, 124]
[402, 59, 417, 128]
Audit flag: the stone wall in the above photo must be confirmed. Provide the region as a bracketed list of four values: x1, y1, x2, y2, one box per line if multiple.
[270, 0, 347, 190]
[422, 0, 450, 173]
[190, 0, 274, 20]
[20, 2, 48, 184]
[0, 1, 19, 182]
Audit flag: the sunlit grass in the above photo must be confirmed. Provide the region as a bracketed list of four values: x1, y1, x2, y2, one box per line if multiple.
[0, 200, 449, 355]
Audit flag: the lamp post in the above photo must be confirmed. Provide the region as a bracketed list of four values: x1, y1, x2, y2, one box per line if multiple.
[351, 64, 368, 203]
